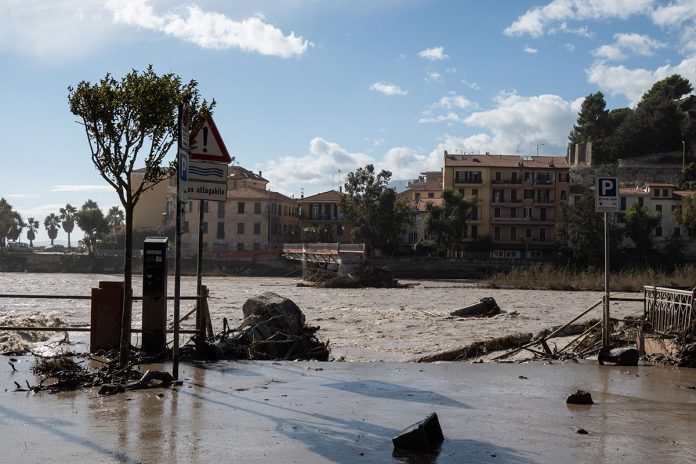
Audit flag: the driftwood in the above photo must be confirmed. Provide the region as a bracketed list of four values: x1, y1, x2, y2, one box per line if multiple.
[99, 370, 176, 395]
[416, 333, 533, 362]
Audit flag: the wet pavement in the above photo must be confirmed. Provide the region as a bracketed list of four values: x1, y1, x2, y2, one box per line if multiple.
[1, 359, 696, 463]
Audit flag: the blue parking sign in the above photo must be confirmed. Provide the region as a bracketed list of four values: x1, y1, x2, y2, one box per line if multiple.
[596, 176, 619, 212]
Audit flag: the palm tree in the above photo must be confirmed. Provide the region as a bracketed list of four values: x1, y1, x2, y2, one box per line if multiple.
[105, 206, 125, 234]
[44, 213, 61, 245]
[26, 217, 39, 247]
[59, 204, 77, 250]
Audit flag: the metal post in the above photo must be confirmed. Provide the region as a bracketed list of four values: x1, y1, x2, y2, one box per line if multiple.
[196, 199, 205, 340]
[173, 200, 182, 379]
[602, 212, 610, 348]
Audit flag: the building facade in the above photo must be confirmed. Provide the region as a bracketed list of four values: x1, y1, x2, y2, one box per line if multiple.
[297, 190, 352, 243]
[443, 152, 570, 258]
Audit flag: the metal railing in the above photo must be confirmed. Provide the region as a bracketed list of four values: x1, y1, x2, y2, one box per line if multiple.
[644, 286, 696, 335]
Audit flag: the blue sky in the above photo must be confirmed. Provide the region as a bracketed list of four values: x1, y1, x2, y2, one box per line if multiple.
[2, 0, 696, 244]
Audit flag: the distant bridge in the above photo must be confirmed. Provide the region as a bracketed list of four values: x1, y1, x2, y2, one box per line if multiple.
[282, 243, 365, 266]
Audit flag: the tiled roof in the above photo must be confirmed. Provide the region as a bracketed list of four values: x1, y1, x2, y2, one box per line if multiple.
[646, 183, 676, 188]
[619, 188, 650, 196]
[444, 153, 569, 168]
[229, 166, 267, 182]
[301, 190, 345, 202]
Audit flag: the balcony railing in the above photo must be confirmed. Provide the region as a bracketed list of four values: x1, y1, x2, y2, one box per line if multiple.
[492, 179, 523, 185]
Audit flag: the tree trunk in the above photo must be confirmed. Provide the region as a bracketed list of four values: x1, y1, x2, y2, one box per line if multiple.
[118, 200, 135, 367]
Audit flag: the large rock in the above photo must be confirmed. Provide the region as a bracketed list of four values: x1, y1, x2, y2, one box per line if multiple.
[450, 297, 501, 318]
[241, 291, 305, 333]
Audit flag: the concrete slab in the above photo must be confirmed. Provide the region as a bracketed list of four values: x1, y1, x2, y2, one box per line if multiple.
[1, 359, 696, 463]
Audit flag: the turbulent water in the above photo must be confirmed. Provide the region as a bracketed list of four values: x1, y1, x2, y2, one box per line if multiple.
[0, 272, 645, 361]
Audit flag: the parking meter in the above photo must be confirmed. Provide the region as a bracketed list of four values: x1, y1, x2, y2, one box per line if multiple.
[142, 237, 168, 352]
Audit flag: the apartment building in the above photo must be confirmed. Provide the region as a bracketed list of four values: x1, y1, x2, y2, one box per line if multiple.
[298, 190, 352, 243]
[443, 152, 570, 258]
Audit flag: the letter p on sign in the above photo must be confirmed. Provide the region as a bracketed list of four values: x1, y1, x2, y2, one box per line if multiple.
[595, 176, 619, 212]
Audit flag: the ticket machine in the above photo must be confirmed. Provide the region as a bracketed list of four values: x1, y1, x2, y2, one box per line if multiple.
[142, 237, 168, 352]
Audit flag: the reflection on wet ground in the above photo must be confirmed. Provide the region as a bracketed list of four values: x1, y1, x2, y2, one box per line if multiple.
[1, 359, 695, 463]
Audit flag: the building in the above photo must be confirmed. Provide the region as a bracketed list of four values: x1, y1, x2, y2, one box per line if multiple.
[136, 165, 299, 254]
[398, 171, 443, 245]
[297, 190, 352, 243]
[442, 152, 570, 258]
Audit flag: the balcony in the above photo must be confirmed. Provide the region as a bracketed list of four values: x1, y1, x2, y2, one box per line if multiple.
[492, 179, 523, 185]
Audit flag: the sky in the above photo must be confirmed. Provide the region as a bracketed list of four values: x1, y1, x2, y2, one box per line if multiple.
[2, 0, 696, 245]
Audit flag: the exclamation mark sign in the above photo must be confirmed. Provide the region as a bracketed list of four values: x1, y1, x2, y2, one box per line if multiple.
[202, 127, 209, 153]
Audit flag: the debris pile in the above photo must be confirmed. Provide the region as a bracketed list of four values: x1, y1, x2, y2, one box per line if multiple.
[675, 324, 696, 368]
[308, 264, 400, 288]
[211, 292, 330, 361]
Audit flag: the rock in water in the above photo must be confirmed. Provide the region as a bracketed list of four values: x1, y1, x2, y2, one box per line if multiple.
[450, 297, 501, 318]
[598, 346, 639, 366]
[566, 390, 593, 405]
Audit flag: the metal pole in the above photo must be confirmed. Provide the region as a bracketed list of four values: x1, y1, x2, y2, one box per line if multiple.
[196, 200, 205, 340]
[603, 211, 610, 348]
[173, 200, 182, 379]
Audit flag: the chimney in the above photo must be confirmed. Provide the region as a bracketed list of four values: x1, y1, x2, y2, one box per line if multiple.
[339, 186, 343, 193]
[258, 170, 263, 178]
[444, 150, 448, 156]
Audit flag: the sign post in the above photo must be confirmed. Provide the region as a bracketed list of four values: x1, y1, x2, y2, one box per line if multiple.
[188, 116, 233, 340]
[173, 100, 190, 380]
[595, 176, 619, 349]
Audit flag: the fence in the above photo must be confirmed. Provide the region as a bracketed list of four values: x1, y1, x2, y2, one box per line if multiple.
[644, 286, 696, 335]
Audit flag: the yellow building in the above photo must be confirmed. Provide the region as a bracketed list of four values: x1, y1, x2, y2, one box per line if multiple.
[443, 152, 570, 258]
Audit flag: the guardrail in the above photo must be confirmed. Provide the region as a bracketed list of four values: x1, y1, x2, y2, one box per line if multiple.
[644, 286, 696, 335]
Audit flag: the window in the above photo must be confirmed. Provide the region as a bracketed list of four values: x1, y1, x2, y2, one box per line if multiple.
[185, 201, 193, 213]
[237, 223, 245, 234]
[494, 226, 500, 241]
[470, 206, 478, 220]
[655, 225, 662, 237]
[494, 207, 501, 218]
[663, 189, 669, 197]
[524, 189, 534, 200]
[254, 223, 261, 235]
[560, 190, 567, 201]
[510, 208, 517, 218]
[535, 172, 552, 184]
[653, 189, 660, 198]
[540, 208, 547, 221]
[511, 190, 518, 202]
[254, 202, 262, 214]
[510, 226, 517, 241]
[217, 202, 225, 219]
[471, 225, 478, 239]
[428, 192, 434, 199]
[638, 197, 644, 207]
[494, 171, 502, 182]
[202, 222, 208, 234]
[523, 207, 532, 218]
[312, 204, 320, 218]
[511, 172, 518, 183]
[525, 228, 532, 239]
[454, 170, 482, 183]
[656, 205, 662, 213]
[238, 202, 245, 214]
[471, 189, 479, 199]
[202, 201, 209, 213]
[539, 228, 546, 242]
[492, 189, 504, 202]
[620, 197, 626, 211]
[216, 222, 225, 239]
[415, 193, 421, 201]
[408, 231, 418, 244]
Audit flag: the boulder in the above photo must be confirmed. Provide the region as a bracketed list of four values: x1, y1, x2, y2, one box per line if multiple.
[450, 297, 501, 318]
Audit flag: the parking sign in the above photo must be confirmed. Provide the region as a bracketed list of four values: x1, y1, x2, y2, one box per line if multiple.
[595, 176, 619, 212]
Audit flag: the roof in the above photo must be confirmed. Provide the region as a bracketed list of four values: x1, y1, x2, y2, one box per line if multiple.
[619, 188, 650, 196]
[229, 166, 268, 182]
[301, 190, 345, 202]
[227, 187, 294, 202]
[645, 183, 676, 188]
[444, 153, 569, 169]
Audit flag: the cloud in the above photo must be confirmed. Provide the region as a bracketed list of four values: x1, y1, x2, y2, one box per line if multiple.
[262, 137, 373, 194]
[419, 92, 473, 124]
[52, 185, 114, 193]
[524, 46, 539, 54]
[587, 56, 696, 105]
[418, 46, 448, 61]
[462, 80, 481, 90]
[652, 0, 696, 52]
[565, 42, 576, 52]
[380, 147, 441, 179]
[105, 0, 310, 57]
[5, 193, 41, 199]
[457, 92, 577, 154]
[370, 82, 408, 96]
[504, 0, 654, 37]
[426, 72, 443, 82]
[593, 33, 665, 60]
[0, 1, 115, 61]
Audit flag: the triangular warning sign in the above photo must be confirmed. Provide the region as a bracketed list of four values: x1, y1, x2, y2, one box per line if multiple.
[189, 116, 233, 163]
